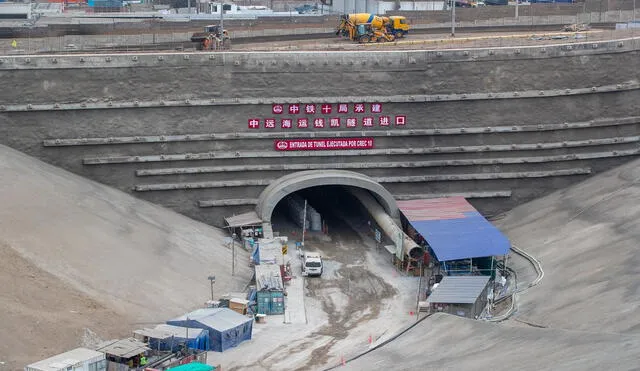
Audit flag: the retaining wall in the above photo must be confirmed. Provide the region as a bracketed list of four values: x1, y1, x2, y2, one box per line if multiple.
[0, 37, 639, 225]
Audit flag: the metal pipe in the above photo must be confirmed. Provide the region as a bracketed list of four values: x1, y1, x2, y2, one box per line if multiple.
[348, 188, 422, 259]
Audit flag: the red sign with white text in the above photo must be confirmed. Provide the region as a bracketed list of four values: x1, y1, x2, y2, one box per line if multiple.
[274, 138, 374, 151]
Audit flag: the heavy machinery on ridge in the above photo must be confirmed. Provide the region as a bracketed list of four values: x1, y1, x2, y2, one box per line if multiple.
[191, 24, 231, 50]
[336, 13, 410, 43]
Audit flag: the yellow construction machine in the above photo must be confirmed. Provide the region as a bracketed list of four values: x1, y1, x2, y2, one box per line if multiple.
[353, 23, 395, 43]
[336, 13, 410, 42]
[191, 25, 231, 50]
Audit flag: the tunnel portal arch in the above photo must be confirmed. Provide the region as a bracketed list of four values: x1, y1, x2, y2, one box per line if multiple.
[256, 170, 400, 224]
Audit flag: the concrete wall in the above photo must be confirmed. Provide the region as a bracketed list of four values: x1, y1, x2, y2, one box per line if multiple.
[0, 37, 639, 226]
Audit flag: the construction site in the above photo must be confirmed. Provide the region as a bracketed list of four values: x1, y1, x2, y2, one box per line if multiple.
[0, 0, 639, 369]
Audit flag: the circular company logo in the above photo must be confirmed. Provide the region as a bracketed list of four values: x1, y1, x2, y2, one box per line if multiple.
[275, 141, 289, 150]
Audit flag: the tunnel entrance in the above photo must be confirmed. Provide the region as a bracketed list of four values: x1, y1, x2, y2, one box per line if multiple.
[255, 170, 400, 230]
[254, 170, 422, 263]
[270, 185, 371, 245]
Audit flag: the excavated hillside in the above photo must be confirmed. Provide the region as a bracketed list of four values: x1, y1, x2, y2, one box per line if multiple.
[344, 157, 640, 370]
[0, 145, 252, 369]
[498, 156, 640, 333]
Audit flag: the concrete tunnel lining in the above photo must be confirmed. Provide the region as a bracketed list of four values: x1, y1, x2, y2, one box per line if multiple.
[256, 170, 400, 224]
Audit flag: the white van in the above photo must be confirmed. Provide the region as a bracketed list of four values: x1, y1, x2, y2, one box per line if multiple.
[302, 252, 323, 277]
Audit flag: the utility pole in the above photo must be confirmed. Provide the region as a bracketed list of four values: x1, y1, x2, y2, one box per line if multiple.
[220, 3, 224, 31]
[231, 232, 236, 276]
[207, 275, 216, 301]
[301, 199, 307, 248]
[515, 0, 519, 19]
[416, 253, 424, 321]
[451, 0, 456, 37]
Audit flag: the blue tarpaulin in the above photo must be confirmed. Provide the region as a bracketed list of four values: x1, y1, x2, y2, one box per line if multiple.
[136, 324, 209, 352]
[166, 308, 253, 352]
[397, 197, 510, 262]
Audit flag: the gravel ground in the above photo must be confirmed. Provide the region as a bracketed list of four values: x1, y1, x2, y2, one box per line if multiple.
[232, 29, 640, 51]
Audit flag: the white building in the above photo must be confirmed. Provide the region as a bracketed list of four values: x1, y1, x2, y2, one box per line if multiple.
[197, 1, 274, 15]
[24, 348, 106, 371]
[329, 0, 445, 14]
[0, 2, 33, 20]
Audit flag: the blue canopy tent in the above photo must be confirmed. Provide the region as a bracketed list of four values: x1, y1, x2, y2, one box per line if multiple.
[397, 197, 510, 267]
[166, 308, 253, 352]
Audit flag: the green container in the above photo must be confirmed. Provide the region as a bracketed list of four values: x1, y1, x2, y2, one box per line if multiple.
[256, 291, 285, 315]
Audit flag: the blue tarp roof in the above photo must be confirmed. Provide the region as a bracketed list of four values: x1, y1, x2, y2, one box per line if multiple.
[397, 197, 510, 261]
[168, 308, 251, 332]
[167, 308, 253, 352]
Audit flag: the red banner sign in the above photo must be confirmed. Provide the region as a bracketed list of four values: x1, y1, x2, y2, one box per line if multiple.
[274, 138, 374, 151]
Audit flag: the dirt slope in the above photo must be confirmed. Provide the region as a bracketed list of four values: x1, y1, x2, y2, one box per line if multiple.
[344, 313, 640, 371]
[0, 241, 130, 370]
[344, 157, 640, 370]
[0, 145, 253, 368]
[497, 157, 640, 333]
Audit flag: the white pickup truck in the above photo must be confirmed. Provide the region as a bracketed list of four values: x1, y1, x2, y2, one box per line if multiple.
[301, 252, 323, 277]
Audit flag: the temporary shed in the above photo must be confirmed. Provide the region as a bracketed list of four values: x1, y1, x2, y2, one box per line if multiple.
[224, 211, 263, 228]
[25, 348, 106, 371]
[95, 338, 150, 368]
[166, 308, 253, 352]
[428, 276, 491, 319]
[255, 263, 285, 315]
[134, 324, 209, 351]
[397, 197, 510, 262]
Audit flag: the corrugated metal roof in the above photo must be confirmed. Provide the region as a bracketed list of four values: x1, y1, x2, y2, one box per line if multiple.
[134, 324, 204, 340]
[26, 348, 105, 371]
[225, 211, 263, 228]
[255, 264, 283, 291]
[428, 276, 491, 304]
[397, 197, 510, 261]
[95, 338, 150, 359]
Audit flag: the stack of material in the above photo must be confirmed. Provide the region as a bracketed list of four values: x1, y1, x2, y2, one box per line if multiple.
[228, 298, 250, 315]
[255, 264, 284, 292]
[285, 194, 310, 230]
[285, 194, 322, 231]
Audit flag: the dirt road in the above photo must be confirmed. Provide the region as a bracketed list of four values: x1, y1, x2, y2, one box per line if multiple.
[223, 190, 417, 371]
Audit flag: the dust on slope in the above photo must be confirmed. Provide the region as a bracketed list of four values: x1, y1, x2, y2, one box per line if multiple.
[0, 241, 130, 370]
[497, 157, 640, 333]
[0, 144, 253, 367]
[343, 313, 640, 371]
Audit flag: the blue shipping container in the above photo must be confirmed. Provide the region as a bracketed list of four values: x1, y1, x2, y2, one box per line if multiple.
[89, 0, 123, 7]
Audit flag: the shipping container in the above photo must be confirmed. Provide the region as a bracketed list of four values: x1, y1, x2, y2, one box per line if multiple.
[88, 0, 122, 7]
[25, 348, 106, 371]
[256, 291, 285, 315]
[255, 264, 285, 315]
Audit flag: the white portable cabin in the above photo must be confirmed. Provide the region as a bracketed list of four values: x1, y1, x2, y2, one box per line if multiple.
[25, 348, 106, 371]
